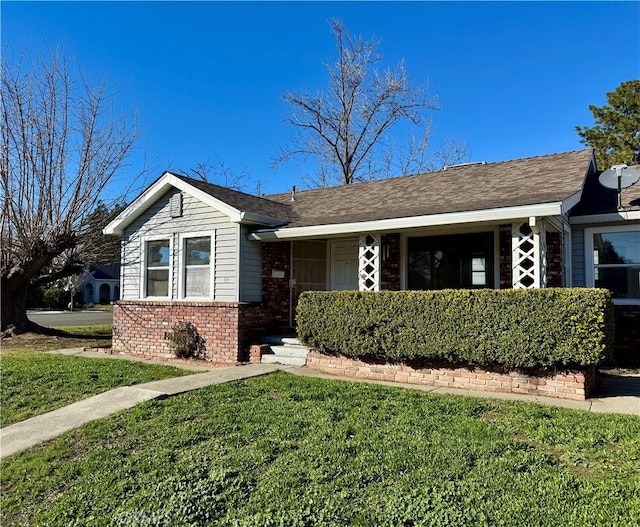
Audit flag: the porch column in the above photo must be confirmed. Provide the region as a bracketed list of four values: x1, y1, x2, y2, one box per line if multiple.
[511, 218, 547, 289]
[358, 234, 381, 291]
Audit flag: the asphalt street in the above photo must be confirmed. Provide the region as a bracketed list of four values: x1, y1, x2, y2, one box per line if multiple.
[27, 310, 113, 328]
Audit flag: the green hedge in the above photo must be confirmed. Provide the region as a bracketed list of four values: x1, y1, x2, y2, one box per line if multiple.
[296, 289, 614, 369]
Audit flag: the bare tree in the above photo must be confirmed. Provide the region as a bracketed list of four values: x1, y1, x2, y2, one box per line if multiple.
[277, 20, 467, 187]
[1, 47, 139, 333]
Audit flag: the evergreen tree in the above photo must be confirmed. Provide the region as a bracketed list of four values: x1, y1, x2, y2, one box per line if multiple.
[576, 80, 640, 169]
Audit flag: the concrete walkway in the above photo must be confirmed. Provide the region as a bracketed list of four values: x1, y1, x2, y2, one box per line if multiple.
[1, 349, 638, 459]
[0, 358, 280, 459]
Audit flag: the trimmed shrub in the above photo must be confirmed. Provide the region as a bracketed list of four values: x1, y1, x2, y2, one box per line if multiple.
[296, 289, 614, 369]
[167, 322, 206, 359]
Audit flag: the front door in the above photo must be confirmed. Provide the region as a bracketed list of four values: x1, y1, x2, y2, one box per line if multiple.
[330, 239, 359, 290]
[290, 240, 328, 326]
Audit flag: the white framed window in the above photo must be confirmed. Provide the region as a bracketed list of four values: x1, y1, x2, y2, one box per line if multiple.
[178, 231, 214, 299]
[142, 237, 173, 298]
[585, 224, 640, 304]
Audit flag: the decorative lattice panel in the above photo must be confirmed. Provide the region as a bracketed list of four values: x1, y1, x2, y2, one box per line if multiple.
[512, 221, 546, 289]
[358, 234, 381, 291]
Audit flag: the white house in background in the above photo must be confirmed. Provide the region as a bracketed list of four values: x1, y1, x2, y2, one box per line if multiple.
[104, 149, 640, 364]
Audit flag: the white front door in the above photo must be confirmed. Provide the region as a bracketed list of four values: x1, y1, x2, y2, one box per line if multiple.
[330, 240, 359, 290]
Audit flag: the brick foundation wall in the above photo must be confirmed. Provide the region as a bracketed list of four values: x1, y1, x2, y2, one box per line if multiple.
[113, 301, 247, 365]
[381, 233, 401, 291]
[306, 351, 596, 400]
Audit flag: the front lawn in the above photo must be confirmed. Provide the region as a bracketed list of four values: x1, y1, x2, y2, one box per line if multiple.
[2, 371, 639, 526]
[0, 351, 193, 428]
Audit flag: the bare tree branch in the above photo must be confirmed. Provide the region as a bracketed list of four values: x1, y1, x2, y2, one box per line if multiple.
[177, 157, 249, 191]
[276, 20, 466, 187]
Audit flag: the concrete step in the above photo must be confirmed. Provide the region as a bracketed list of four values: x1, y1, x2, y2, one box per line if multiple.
[261, 353, 307, 367]
[261, 335, 302, 346]
[267, 345, 308, 359]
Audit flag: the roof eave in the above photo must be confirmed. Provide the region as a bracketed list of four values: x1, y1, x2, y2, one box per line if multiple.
[570, 210, 640, 224]
[248, 201, 566, 241]
[239, 211, 289, 227]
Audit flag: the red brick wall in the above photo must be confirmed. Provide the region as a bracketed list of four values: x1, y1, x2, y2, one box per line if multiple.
[381, 233, 401, 291]
[546, 231, 563, 287]
[113, 301, 246, 365]
[261, 241, 291, 330]
[306, 351, 596, 400]
[499, 225, 512, 289]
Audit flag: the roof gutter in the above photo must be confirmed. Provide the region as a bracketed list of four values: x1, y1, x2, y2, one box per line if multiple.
[248, 202, 565, 241]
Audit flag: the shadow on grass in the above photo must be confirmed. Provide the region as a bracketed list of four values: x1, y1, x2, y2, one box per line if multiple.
[1, 323, 113, 354]
[22, 321, 111, 339]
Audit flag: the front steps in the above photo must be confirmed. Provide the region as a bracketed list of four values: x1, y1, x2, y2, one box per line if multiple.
[259, 335, 309, 366]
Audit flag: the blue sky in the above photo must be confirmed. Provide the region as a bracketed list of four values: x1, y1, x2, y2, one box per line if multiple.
[3, 1, 639, 198]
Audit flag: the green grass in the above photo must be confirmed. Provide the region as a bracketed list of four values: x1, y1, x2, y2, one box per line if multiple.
[0, 352, 193, 427]
[2, 371, 639, 526]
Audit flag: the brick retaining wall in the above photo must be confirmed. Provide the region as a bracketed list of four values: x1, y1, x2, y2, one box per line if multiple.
[306, 351, 596, 400]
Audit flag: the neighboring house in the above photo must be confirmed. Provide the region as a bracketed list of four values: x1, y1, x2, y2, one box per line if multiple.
[78, 262, 121, 304]
[104, 149, 640, 363]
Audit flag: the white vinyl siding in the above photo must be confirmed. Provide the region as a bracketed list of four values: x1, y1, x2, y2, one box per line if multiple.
[121, 189, 239, 301]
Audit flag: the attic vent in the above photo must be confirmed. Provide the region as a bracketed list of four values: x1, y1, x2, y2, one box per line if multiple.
[170, 192, 183, 218]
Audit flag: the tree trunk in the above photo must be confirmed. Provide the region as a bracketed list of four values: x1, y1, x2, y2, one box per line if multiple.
[1, 280, 31, 333]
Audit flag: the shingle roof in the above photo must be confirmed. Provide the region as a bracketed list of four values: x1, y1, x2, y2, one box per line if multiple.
[168, 150, 595, 229]
[172, 174, 294, 223]
[89, 262, 120, 280]
[265, 149, 594, 228]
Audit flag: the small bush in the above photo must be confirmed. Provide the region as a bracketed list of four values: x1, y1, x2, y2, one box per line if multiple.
[167, 322, 206, 359]
[296, 289, 614, 370]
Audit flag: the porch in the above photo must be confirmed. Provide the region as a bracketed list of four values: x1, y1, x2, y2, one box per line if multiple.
[261, 218, 568, 327]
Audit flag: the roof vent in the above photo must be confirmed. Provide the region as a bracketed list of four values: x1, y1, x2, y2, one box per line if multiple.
[170, 192, 183, 218]
[442, 161, 487, 170]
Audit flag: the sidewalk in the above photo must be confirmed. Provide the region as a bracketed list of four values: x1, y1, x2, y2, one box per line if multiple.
[1, 349, 638, 459]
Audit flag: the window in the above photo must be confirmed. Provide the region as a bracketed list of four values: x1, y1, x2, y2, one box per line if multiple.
[181, 234, 213, 298]
[586, 226, 640, 303]
[407, 232, 495, 290]
[145, 239, 171, 297]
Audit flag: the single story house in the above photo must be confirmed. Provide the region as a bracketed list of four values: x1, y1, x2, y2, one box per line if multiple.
[77, 262, 121, 305]
[104, 149, 640, 364]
